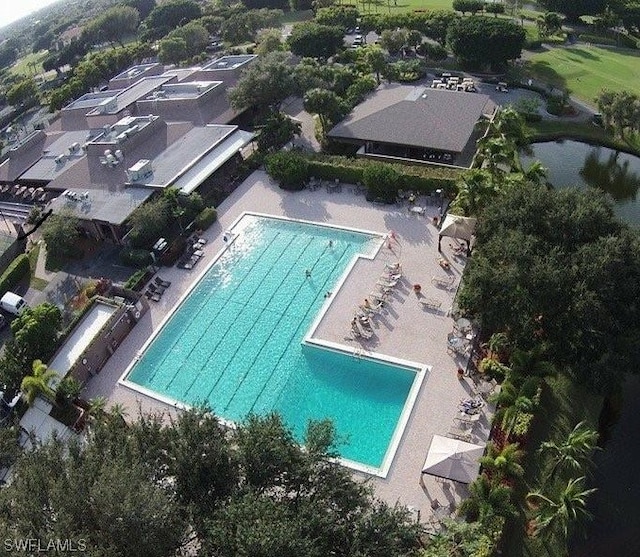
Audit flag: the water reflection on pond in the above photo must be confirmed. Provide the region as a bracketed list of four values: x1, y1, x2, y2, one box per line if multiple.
[521, 140, 640, 226]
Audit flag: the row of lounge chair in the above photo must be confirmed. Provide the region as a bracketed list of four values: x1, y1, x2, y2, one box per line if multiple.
[350, 263, 402, 340]
[177, 237, 207, 270]
[144, 276, 171, 302]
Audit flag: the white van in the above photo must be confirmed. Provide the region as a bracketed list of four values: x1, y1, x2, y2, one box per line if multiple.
[0, 292, 29, 316]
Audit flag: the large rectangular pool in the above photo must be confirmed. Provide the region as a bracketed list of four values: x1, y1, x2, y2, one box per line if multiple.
[124, 215, 421, 472]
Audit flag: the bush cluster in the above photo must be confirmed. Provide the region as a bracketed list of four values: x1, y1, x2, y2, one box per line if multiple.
[0, 254, 30, 297]
[119, 248, 153, 268]
[194, 207, 217, 230]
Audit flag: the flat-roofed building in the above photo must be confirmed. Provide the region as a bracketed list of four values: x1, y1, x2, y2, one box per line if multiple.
[84, 75, 176, 129]
[186, 54, 257, 85]
[60, 90, 123, 131]
[135, 81, 234, 125]
[44, 115, 253, 242]
[108, 62, 163, 90]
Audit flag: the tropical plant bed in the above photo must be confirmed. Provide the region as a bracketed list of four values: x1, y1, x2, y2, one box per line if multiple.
[500, 374, 602, 556]
[49, 403, 83, 430]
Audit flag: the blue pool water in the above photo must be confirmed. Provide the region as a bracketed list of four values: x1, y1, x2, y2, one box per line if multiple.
[127, 215, 418, 468]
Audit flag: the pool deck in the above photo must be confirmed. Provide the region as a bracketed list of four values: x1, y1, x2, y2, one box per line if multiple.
[83, 170, 494, 522]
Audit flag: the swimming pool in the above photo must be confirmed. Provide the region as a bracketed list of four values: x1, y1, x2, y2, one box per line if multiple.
[124, 214, 422, 473]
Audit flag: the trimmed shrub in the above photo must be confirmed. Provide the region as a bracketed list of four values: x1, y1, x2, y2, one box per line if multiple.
[194, 207, 217, 230]
[0, 254, 30, 297]
[119, 248, 153, 268]
[363, 163, 400, 203]
[124, 268, 148, 291]
[265, 151, 309, 190]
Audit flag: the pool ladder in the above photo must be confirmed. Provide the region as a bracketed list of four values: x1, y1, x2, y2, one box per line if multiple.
[353, 348, 364, 361]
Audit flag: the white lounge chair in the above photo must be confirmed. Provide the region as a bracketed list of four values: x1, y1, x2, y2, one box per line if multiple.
[431, 275, 455, 289]
[420, 298, 442, 310]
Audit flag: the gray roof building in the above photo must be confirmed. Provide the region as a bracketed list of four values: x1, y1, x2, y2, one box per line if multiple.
[328, 84, 496, 165]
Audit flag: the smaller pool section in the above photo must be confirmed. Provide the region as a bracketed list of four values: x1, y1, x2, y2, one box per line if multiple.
[126, 215, 419, 470]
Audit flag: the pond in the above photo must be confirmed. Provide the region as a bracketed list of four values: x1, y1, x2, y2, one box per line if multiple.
[521, 140, 640, 226]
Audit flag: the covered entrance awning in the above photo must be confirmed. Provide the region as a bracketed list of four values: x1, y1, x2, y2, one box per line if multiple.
[421, 434, 484, 484]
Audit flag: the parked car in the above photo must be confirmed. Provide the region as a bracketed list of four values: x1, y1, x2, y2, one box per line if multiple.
[0, 292, 29, 316]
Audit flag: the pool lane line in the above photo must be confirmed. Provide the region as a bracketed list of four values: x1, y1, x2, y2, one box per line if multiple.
[225, 242, 350, 413]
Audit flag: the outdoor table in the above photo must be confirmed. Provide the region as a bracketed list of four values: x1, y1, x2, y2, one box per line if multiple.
[455, 317, 472, 333]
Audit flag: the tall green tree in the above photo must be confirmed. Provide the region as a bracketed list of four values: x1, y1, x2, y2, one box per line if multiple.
[10, 303, 62, 369]
[41, 212, 80, 262]
[447, 16, 526, 69]
[124, 0, 157, 20]
[459, 474, 518, 523]
[88, 6, 140, 47]
[0, 409, 422, 556]
[142, 0, 202, 40]
[303, 87, 344, 134]
[537, 0, 605, 21]
[459, 185, 640, 393]
[158, 36, 188, 64]
[6, 79, 39, 107]
[229, 51, 294, 113]
[365, 46, 386, 85]
[256, 112, 301, 153]
[288, 22, 345, 59]
[479, 442, 525, 482]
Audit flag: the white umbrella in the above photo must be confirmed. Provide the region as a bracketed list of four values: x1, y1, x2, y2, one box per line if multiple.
[438, 215, 477, 241]
[421, 434, 485, 484]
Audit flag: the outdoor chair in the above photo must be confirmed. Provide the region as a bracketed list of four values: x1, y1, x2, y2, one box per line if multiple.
[148, 283, 166, 295]
[145, 290, 161, 302]
[431, 275, 455, 289]
[155, 277, 171, 288]
[420, 298, 442, 310]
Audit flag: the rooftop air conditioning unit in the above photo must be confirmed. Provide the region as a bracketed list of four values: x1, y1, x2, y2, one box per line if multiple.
[54, 154, 66, 165]
[114, 150, 124, 161]
[126, 159, 152, 182]
[68, 142, 80, 154]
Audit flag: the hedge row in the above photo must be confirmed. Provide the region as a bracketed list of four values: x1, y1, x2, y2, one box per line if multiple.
[304, 154, 461, 195]
[124, 268, 149, 291]
[0, 254, 30, 297]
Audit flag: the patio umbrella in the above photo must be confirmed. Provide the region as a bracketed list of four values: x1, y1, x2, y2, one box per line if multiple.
[421, 434, 485, 484]
[437, 215, 477, 253]
[438, 215, 477, 241]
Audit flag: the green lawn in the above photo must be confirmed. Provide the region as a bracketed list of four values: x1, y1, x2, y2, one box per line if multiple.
[10, 50, 48, 78]
[526, 45, 640, 104]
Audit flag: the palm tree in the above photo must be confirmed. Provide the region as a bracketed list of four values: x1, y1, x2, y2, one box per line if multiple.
[449, 169, 497, 216]
[538, 422, 599, 485]
[20, 360, 57, 406]
[475, 135, 517, 182]
[459, 474, 518, 523]
[479, 442, 525, 482]
[488, 106, 530, 147]
[509, 345, 556, 382]
[526, 477, 596, 553]
[500, 395, 535, 436]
